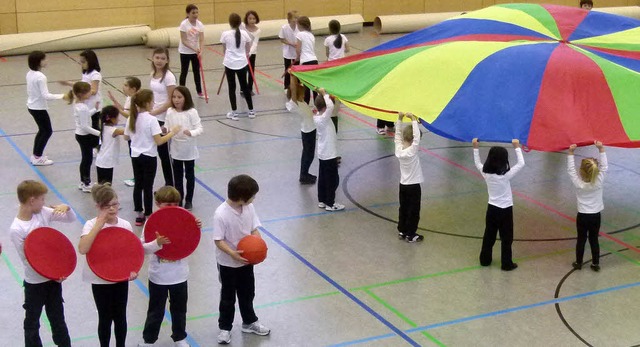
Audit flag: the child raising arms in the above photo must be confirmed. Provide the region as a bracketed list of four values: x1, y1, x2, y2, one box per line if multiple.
[567, 141, 607, 271]
[395, 112, 424, 243]
[473, 138, 525, 271]
[165, 86, 203, 210]
[10, 180, 76, 347]
[213, 174, 270, 344]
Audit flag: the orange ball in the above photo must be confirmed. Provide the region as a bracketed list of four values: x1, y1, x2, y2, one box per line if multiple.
[237, 235, 268, 265]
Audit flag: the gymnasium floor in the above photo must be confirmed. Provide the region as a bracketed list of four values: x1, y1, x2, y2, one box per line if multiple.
[2, 27, 640, 347]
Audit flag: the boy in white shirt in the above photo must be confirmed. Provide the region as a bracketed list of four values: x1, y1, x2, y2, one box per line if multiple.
[286, 74, 316, 184]
[10, 180, 76, 347]
[278, 10, 298, 91]
[213, 175, 270, 344]
[395, 112, 424, 243]
[313, 89, 344, 211]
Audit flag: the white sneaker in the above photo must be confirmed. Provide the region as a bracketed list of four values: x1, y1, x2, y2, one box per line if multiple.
[79, 182, 93, 193]
[226, 111, 239, 121]
[123, 178, 135, 187]
[137, 342, 154, 347]
[248, 110, 256, 119]
[318, 202, 326, 208]
[31, 156, 54, 166]
[241, 321, 270, 336]
[325, 203, 345, 211]
[217, 330, 231, 344]
[174, 339, 190, 347]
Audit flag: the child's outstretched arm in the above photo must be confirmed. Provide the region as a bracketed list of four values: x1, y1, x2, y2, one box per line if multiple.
[472, 138, 483, 172]
[595, 140, 608, 175]
[506, 139, 525, 178]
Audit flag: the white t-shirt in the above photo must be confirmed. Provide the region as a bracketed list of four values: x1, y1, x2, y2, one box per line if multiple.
[82, 70, 102, 110]
[213, 201, 262, 268]
[96, 125, 121, 169]
[26, 70, 64, 110]
[241, 24, 261, 55]
[278, 23, 299, 59]
[296, 31, 317, 63]
[119, 96, 131, 125]
[474, 148, 525, 208]
[165, 107, 203, 161]
[394, 120, 423, 185]
[74, 102, 100, 136]
[220, 29, 252, 70]
[178, 18, 204, 55]
[324, 34, 348, 61]
[81, 217, 134, 284]
[9, 207, 77, 284]
[150, 71, 177, 122]
[313, 95, 338, 160]
[124, 111, 162, 157]
[286, 99, 315, 133]
[141, 226, 189, 285]
[567, 153, 608, 213]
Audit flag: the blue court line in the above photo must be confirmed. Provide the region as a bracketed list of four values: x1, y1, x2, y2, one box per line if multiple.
[194, 177, 421, 346]
[331, 280, 640, 346]
[0, 127, 200, 347]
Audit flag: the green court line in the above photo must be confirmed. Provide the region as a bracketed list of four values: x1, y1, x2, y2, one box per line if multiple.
[363, 288, 447, 347]
[196, 157, 300, 173]
[601, 243, 640, 266]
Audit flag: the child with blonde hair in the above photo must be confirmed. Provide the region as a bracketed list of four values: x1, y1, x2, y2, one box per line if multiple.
[567, 141, 607, 271]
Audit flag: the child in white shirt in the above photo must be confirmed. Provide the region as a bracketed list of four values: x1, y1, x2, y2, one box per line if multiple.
[243, 10, 261, 95]
[221, 13, 256, 120]
[96, 106, 124, 184]
[178, 4, 205, 98]
[286, 74, 316, 184]
[69, 82, 100, 192]
[278, 10, 298, 91]
[314, 89, 344, 211]
[324, 19, 350, 61]
[295, 16, 318, 104]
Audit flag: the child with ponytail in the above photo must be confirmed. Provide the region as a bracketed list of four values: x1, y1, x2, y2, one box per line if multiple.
[124, 89, 181, 226]
[567, 141, 607, 271]
[95, 106, 124, 184]
[69, 81, 100, 192]
[324, 19, 349, 61]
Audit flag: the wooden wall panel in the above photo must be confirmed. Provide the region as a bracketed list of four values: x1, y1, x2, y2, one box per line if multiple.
[284, 0, 350, 17]
[350, 0, 364, 15]
[363, 0, 424, 21]
[214, 1, 283, 23]
[17, 7, 154, 33]
[15, 0, 153, 12]
[424, 0, 484, 13]
[0, 0, 15, 13]
[0, 13, 17, 34]
[155, 3, 215, 28]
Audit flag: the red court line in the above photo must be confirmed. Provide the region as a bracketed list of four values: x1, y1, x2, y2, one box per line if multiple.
[0, 56, 7, 62]
[206, 46, 224, 57]
[254, 56, 640, 254]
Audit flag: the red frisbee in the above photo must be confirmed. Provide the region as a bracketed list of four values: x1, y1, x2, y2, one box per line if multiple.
[24, 227, 77, 280]
[87, 226, 144, 282]
[144, 206, 201, 261]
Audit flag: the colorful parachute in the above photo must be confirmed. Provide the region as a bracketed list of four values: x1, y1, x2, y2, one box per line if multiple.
[292, 4, 640, 151]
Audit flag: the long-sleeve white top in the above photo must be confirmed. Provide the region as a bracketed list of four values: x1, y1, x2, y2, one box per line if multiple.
[74, 102, 100, 136]
[165, 107, 203, 161]
[474, 147, 525, 208]
[26, 70, 64, 110]
[567, 153, 608, 213]
[313, 95, 337, 160]
[395, 120, 423, 185]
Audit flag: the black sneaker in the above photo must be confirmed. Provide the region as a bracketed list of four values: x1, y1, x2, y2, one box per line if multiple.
[135, 215, 146, 226]
[405, 234, 424, 243]
[184, 202, 193, 211]
[572, 262, 582, 270]
[501, 263, 518, 271]
[590, 264, 600, 272]
[398, 232, 405, 240]
[299, 176, 316, 184]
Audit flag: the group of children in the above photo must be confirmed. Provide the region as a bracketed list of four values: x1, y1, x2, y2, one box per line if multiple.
[10, 174, 269, 346]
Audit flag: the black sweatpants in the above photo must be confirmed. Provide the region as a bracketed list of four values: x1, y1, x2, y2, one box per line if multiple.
[91, 282, 128, 347]
[479, 204, 514, 267]
[225, 66, 253, 111]
[23, 281, 71, 347]
[218, 264, 258, 331]
[300, 130, 316, 178]
[318, 158, 339, 206]
[172, 159, 195, 205]
[157, 120, 174, 187]
[75, 134, 97, 185]
[377, 119, 394, 130]
[576, 212, 601, 265]
[398, 183, 421, 237]
[132, 154, 157, 216]
[142, 280, 188, 343]
[179, 53, 202, 94]
[97, 167, 113, 184]
[28, 109, 53, 157]
[283, 58, 294, 90]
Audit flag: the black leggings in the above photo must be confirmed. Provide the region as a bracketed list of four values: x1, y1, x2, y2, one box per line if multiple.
[76, 134, 97, 185]
[283, 58, 294, 90]
[97, 167, 113, 184]
[28, 109, 53, 157]
[132, 154, 157, 216]
[398, 183, 422, 237]
[179, 53, 202, 94]
[300, 130, 316, 178]
[247, 54, 257, 93]
[92, 282, 128, 347]
[157, 121, 174, 187]
[172, 159, 195, 205]
[318, 158, 339, 206]
[225, 66, 253, 111]
[576, 212, 601, 265]
[479, 204, 514, 267]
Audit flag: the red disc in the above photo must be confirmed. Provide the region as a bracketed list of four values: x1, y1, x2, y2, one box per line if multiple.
[24, 227, 77, 280]
[144, 206, 201, 260]
[237, 235, 268, 265]
[86, 226, 144, 282]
